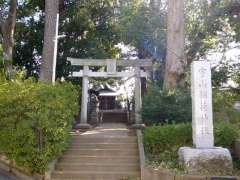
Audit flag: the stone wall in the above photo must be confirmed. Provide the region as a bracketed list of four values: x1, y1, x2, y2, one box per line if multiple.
[143, 167, 240, 180]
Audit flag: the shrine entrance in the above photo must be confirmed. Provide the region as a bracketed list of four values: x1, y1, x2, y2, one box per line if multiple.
[68, 58, 153, 128]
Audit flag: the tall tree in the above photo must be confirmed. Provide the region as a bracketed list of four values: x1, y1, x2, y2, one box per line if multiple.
[118, 0, 167, 60]
[0, 0, 17, 78]
[40, 0, 59, 83]
[57, 0, 120, 79]
[163, 0, 185, 91]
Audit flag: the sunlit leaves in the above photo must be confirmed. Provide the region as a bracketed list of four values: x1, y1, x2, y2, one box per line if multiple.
[0, 80, 78, 173]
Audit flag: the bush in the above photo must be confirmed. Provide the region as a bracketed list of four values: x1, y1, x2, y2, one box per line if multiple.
[141, 85, 192, 125]
[143, 124, 192, 155]
[0, 80, 78, 173]
[143, 123, 240, 170]
[213, 90, 240, 125]
[214, 122, 240, 148]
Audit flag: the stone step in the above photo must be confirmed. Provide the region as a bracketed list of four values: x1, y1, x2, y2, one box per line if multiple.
[63, 149, 138, 156]
[55, 163, 139, 172]
[102, 113, 128, 123]
[69, 143, 138, 149]
[51, 124, 140, 180]
[51, 171, 140, 180]
[70, 137, 137, 144]
[59, 155, 139, 164]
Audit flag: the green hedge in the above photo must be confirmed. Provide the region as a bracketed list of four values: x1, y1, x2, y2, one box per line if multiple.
[144, 123, 239, 155]
[143, 123, 240, 170]
[143, 124, 192, 155]
[213, 90, 240, 125]
[0, 80, 78, 173]
[141, 85, 192, 125]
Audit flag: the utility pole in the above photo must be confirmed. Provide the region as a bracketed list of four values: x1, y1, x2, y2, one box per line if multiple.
[52, 14, 66, 84]
[52, 14, 59, 84]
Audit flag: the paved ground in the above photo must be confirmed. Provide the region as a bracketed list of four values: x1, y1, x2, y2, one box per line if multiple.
[0, 169, 20, 180]
[71, 123, 136, 137]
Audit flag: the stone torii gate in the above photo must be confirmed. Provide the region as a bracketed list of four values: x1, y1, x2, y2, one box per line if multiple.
[67, 58, 153, 128]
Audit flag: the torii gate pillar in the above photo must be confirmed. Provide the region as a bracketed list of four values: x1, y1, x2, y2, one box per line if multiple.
[131, 67, 145, 129]
[68, 58, 153, 129]
[134, 67, 142, 124]
[76, 66, 91, 129]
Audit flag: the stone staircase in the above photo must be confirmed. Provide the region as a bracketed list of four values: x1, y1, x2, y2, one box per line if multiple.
[101, 111, 128, 124]
[51, 123, 140, 180]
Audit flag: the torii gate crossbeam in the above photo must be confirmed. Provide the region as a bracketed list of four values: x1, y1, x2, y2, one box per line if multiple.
[68, 58, 153, 129]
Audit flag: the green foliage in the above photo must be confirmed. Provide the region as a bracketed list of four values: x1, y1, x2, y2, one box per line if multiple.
[143, 124, 192, 155]
[144, 122, 240, 170]
[14, 16, 44, 78]
[118, 0, 166, 59]
[144, 123, 239, 154]
[185, 0, 219, 62]
[143, 123, 192, 170]
[233, 70, 240, 87]
[0, 80, 78, 173]
[141, 85, 192, 125]
[12, 0, 120, 79]
[212, 61, 240, 88]
[57, 0, 120, 78]
[214, 122, 240, 147]
[213, 89, 240, 125]
[212, 64, 230, 88]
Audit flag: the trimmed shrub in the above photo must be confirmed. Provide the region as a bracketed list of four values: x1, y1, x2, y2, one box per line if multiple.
[213, 89, 240, 125]
[143, 123, 240, 170]
[141, 85, 192, 125]
[214, 122, 240, 148]
[144, 122, 240, 155]
[143, 124, 192, 155]
[0, 80, 78, 173]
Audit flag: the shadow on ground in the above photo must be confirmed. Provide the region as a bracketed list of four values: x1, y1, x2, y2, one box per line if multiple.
[0, 169, 20, 180]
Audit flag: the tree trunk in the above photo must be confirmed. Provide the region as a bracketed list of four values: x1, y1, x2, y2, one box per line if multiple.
[163, 0, 186, 91]
[40, 0, 59, 83]
[0, 0, 17, 78]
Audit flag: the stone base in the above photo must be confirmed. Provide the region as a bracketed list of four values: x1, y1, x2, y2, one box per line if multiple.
[130, 124, 146, 129]
[178, 147, 233, 175]
[75, 123, 92, 129]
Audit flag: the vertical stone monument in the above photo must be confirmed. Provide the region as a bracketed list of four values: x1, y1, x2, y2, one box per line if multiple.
[178, 61, 233, 174]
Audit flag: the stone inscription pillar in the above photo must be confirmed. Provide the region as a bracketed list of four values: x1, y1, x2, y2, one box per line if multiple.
[178, 61, 233, 174]
[191, 61, 214, 148]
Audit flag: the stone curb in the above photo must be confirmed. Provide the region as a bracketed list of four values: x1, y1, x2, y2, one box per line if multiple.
[136, 130, 240, 180]
[44, 159, 58, 180]
[0, 155, 58, 180]
[136, 130, 145, 180]
[143, 167, 240, 180]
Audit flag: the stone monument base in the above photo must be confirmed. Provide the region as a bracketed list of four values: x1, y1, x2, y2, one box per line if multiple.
[75, 123, 92, 129]
[178, 147, 233, 175]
